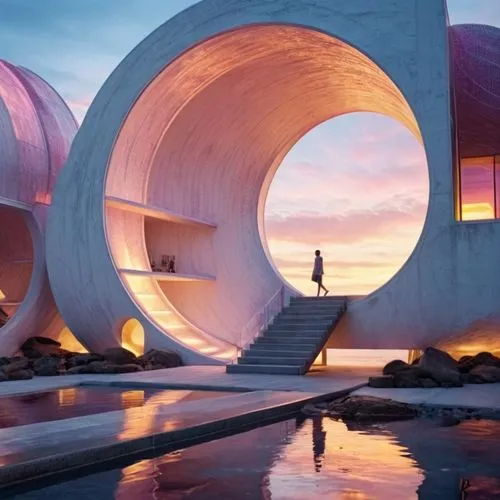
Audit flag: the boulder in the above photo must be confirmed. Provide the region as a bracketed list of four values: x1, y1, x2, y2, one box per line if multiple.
[21, 337, 69, 359]
[33, 356, 64, 376]
[0, 370, 7, 382]
[368, 375, 395, 388]
[459, 352, 500, 373]
[382, 359, 409, 376]
[417, 347, 461, 385]
[468, 365, 500, 384]
[66, 353, 104, 368]
[138, 349, 182, 369]
[327, 396, 417, 421]
[0, 357, 10, 367]
[419, 378, 439, 388]
[2, 357, 30, 375]
[7, 369, 34, 381]
[103, 347, 137, 365]
[67, 361, 143, 375]
[393, 366, 432, 388]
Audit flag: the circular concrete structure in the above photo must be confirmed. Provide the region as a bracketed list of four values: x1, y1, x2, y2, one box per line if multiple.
[48, 0, 460, 364]
[0, 59, 78, 354]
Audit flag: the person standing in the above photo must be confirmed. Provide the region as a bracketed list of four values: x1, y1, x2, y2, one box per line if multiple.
[312, 249, 329, 297]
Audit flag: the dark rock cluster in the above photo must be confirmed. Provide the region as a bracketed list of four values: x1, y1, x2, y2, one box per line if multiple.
[0, 337, 182, 382]
[369, 347, 500, 389]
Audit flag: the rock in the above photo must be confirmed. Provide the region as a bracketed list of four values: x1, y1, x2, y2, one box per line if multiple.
[459, 352, 500, 373]
[67, 361, 143, 374]
[66, 353, 104, 368]
[21, 337, 69, 359]
[383, 359, 409, 376]
[0, 371, 7, 382]
[327, 396, 417, 421]
[418, 347, 461, 385]
[7, 369, 34, 381]
[33, 356, 64, 376]
[2, 357, 30, 374]
[419, 378, 439, 388]
[103, 347, 137, 365]
[468, 365, 500, 383]
[393, 367, 432, 388]
[138, 349, 182, 369]
[368, 375, 395, 388]
[439, 415, 461, 427]
[0, 357, 10, 367]
[411, 357, 421, 365]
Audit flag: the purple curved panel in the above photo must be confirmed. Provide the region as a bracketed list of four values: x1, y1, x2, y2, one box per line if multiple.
[15, 67, 78, 199]
[0, 59, 77, 204]
[450, 24, 500, 158]
[0, 60, 47, 203]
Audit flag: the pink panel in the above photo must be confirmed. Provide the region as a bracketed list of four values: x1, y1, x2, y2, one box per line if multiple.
[14, 67, 78, 198]
[0, 60, 47, 204]
[451, 25, 500, 158]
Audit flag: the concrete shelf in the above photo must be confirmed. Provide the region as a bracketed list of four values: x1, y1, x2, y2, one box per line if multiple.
[119, 269, 216, 282]
[106, 196, 217, 230]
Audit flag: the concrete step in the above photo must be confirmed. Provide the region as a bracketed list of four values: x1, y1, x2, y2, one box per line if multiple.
[276, 312, 339, 320]
[272, 317, 334, 324]
[255, 335, 322, 344]
[226, 364, 304, 375]
[245, 346, 312, 356]
[238, 356, 307, 366]
[290, 297, 346, 303]
[264, 329, 328, 337]
[268, 322, 331, 330]
[249, 341, 318, 351]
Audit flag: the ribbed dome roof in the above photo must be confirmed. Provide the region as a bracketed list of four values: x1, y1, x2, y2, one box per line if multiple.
[0, 59, 78, 205]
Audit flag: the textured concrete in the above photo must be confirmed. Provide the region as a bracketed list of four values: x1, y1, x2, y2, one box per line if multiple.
[0, 60, 77, 354]
[46, 0, 464, 365]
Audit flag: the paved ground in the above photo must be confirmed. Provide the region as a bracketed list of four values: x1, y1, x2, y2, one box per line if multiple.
[353, 384, 500, 410]
[0, 365, 375, 397]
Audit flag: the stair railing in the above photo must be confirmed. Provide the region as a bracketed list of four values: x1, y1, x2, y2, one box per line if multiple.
[236, 285, 287, 357]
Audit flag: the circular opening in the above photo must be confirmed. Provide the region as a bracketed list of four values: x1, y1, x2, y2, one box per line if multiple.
[121, 318, 145, 356]
[104, 24, 425, 356]
[0, 207, 33, 327]
[265, 113, 428, 296]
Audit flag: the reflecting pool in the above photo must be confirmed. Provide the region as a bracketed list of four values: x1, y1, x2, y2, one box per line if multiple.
[6, 417, 500, 499]
[0, 387, 231, 428]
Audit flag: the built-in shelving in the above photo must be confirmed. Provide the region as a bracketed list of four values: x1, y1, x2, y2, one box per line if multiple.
[119, 269, 216, 282]
[106, 196, 217, 229]
[0, 196, 32, 212]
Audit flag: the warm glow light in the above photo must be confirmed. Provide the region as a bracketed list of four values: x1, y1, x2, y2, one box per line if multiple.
[121, 390, 145, 409]
[121, 318, 145, 356]
[461, 202, 495, 221]
[0, 289, 5, 301]
[58, 327, 88, 353]
[58, 388, 77, 407]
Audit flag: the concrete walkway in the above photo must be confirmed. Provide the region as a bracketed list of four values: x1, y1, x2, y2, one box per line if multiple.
[0, 365, 374, 397]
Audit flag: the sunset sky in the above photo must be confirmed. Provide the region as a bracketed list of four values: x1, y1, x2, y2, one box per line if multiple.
[1, 0, 498, 296]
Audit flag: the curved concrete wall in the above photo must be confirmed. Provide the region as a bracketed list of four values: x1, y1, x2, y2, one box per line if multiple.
[0, 59, 78, 355]
[46, 0, 463, 364]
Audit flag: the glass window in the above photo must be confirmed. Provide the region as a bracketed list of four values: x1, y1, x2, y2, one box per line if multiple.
[460, 156, 495, 221]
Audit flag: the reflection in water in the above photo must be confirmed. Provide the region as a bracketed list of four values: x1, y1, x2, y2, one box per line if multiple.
[0, 387, 229, 429]
[8, 418, 500, 499]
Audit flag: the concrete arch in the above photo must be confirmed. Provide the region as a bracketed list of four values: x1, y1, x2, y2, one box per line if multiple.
[47, 0, 457, 363]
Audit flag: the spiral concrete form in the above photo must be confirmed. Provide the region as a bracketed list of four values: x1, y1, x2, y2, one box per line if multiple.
[0, 59, 78, 355]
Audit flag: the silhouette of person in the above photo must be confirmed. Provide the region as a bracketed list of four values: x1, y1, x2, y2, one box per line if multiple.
[312, 249, 329, 297]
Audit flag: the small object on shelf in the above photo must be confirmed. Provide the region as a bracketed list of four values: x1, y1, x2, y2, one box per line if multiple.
[168, 255, 176, 273]
[161, 254, 168, 272]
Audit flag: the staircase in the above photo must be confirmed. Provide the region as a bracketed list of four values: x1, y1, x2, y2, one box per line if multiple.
[226, 296, 346, 375]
